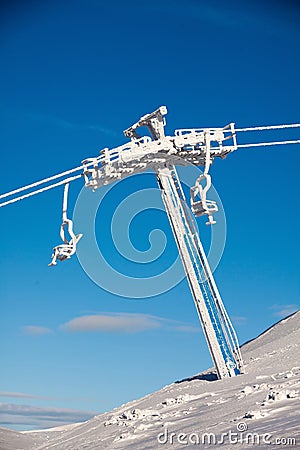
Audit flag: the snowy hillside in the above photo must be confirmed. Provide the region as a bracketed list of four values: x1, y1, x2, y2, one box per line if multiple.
[1, 311, 299, 449]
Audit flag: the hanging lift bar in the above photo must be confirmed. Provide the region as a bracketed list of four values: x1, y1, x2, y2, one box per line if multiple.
[190, 131, 218, 225]
[48, 182, 82, 266]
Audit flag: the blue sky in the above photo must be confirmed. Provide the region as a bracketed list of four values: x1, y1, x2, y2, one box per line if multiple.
[0, 0, 299, 431]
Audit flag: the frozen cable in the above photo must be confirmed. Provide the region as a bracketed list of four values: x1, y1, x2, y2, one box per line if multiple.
[237, 139, 300, 148]
[0, 174, 82, 208]
[0, 152, 105, 201]
[235, 124, 300, 132]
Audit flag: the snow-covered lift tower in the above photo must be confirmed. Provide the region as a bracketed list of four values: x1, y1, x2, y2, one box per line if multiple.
[83, 107, 243, 378]
[157, 167, 242, 378]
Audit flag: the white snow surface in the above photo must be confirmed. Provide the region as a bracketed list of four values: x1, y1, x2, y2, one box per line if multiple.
[0, 311, 299, 449]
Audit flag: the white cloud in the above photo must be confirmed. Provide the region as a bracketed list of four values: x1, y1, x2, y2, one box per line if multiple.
[21, 313, 200, 336]
[60, 313, 163, 333]
[0, 403, 95, 430]
[60, 312, 200, 334]
[0, 392, 41, 400]
[23, 326, 52, 336]
[231, 316, 247, 325]
[270, 304, 299, 319]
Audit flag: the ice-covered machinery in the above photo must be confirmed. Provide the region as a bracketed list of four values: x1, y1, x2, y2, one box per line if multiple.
[82, 107, 243, 378]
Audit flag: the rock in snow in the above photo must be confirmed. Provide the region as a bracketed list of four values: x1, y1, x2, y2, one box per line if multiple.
[1, 311, 299, 449]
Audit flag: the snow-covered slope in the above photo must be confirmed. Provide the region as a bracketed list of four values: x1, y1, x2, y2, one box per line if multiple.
[2, 311, 300, 449]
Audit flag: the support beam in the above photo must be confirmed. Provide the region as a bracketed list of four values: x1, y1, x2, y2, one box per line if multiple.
[156, 165, 243, 378]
